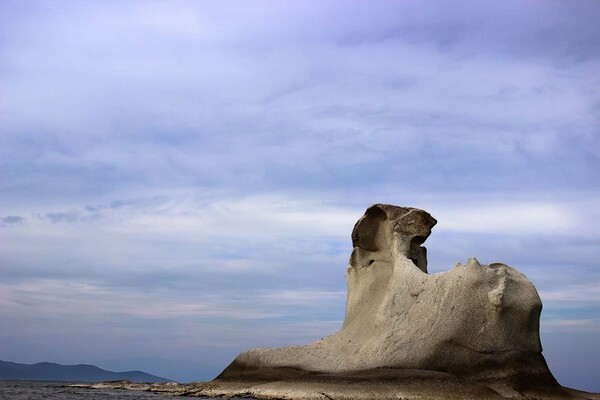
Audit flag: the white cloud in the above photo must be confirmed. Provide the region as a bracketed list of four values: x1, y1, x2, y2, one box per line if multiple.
[0, 279, 345, 322]
[541, 319, 600, 333]
[1, 192, 598, 281]
[540, 284, 600, 306]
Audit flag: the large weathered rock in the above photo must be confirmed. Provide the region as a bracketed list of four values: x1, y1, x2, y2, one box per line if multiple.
[211, 205, 593, 399]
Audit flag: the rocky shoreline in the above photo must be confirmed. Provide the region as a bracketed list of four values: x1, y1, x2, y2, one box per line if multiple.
[72, 374, 600, 400]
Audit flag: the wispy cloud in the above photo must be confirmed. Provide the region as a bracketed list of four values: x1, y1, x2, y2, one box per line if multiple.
[0, 278, 345, 321]
[541, 319, 600, 333]
[540, 284, 600, 306]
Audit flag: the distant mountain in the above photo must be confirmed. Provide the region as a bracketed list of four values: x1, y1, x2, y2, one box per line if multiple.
[0, 360, 170, 382]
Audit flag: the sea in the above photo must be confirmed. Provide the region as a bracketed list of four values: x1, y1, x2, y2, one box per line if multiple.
[0, 380, 213, 400]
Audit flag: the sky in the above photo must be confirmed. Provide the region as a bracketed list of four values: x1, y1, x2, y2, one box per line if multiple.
[0, 0, 599, 390]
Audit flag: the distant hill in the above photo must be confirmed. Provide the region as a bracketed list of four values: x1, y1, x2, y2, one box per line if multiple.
[0, 360, 170, 382]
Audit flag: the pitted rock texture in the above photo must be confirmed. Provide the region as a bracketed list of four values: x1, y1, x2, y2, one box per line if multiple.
[215, 204, 583, 399]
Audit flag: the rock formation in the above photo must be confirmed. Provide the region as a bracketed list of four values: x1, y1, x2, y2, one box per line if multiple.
[85, 205, 598, 399]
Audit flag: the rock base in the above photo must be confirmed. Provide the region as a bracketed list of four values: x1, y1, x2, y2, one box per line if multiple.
[74, 374, 600, 400]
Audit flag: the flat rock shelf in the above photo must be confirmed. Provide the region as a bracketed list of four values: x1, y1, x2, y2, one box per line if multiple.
[73, 372, 600, 399]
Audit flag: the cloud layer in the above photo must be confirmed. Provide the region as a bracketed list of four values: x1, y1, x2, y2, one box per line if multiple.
[1, 0, 599, 389]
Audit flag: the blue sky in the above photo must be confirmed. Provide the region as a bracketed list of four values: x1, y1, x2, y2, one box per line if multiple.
[1, 0, 599, 389]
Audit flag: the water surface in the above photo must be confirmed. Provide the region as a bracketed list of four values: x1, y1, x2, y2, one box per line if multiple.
[0, 380, 212, 400]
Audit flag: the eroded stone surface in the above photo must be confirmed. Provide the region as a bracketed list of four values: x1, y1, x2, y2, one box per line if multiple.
[216, 204, 569, 398]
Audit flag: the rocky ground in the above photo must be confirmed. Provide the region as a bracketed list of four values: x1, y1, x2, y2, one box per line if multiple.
[72, 370, 600, 400]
